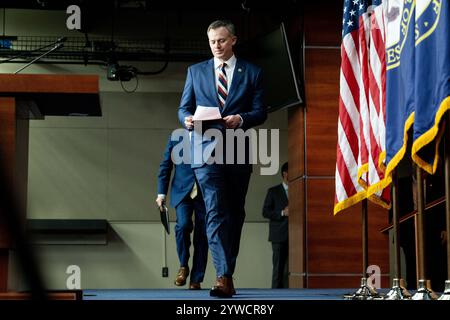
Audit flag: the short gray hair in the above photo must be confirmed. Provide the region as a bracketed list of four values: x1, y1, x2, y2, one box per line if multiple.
[207, 20, 236, 36]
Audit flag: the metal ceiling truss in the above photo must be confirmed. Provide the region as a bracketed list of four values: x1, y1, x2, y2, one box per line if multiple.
[0, 35, 210, 65]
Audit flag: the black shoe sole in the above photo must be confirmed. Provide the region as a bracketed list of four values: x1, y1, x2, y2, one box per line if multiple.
[209, 288, 233, 298]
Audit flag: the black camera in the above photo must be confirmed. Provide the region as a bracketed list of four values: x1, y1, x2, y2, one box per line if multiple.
[107, 63, 135, 81]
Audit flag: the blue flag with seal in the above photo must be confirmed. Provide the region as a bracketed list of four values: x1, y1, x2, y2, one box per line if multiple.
[383, 0, 416, 188]
[412, 0, 450, 173]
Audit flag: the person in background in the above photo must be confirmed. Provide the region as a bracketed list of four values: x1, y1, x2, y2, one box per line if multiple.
[262, 162, 289, 288]
[156, 133, 208, 290]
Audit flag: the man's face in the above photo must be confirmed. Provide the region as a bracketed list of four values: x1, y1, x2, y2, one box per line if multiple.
[208, 26, 237, 61]
[282, 171, 288, 183]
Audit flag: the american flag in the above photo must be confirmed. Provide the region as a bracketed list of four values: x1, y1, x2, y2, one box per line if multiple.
[334, 0, 390, 215]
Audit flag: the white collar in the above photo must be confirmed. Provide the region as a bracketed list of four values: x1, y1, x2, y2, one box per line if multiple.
[282, 182, 288, 190]
[214, 55, 236, 69]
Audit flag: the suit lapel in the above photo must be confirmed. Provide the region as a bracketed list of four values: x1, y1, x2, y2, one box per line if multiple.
[223, 59, 244, 112]
[278, 184, 288, 205]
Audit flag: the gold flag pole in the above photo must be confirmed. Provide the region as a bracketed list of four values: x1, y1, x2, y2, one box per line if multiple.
[439, 113, 450, 300]
[412, 166, 435, 299]
[346, 199, 380, 299]
[385, 169, 411, 299]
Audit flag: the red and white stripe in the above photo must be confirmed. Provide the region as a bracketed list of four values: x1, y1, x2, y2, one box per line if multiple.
[335, 1, 390, 214]
[217, 64, 228, 107]
[335, 24, 365, 211]
[358, 8, 371, 188]
[366, 2, 390, 204]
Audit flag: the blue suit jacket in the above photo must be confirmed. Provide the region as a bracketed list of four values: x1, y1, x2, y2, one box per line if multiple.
[157, 135, 196, 208]
[178, 58, 267, 169]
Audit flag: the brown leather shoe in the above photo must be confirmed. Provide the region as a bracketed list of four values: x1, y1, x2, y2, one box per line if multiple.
[210, 276, 234, 298]
[174, 267, 189, 286]
[189, 281, 201, 290]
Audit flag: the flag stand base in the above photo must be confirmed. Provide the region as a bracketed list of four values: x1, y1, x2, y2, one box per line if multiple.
[438, 280, 450, 300]
[385, 278, 411, 300]
[411, 279, 438, 300]
[344, 277, 382, 300]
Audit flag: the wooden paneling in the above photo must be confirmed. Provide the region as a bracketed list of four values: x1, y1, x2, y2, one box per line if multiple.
[0, 98, 16, 250]
[308, 275, 390, 289]
[0, 98, 16, 182]
[288, 103, 305, 288]
[289, 274, 305, 288]
[289, 178, 305, 288]
[288, 3, 390, 290]
[288, 106, 304, 180]
[0, 75, 101, 117]
[308, 179, 360, 273]
[304, 2, 342, 47]
[0, 251, 7, 291]
[305, 49, 341, 176]
[0, 74, 99, 94]
[0, 291, 80, 300]
[307, 179, 389, 279]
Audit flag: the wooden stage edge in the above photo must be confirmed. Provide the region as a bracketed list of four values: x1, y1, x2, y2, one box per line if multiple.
[0, 291, 81, 300]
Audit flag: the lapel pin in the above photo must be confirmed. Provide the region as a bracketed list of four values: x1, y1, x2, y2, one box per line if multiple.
[238, 68, 242, 72]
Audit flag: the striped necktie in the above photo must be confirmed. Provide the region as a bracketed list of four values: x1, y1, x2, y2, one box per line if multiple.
[217, 63, 228, 108]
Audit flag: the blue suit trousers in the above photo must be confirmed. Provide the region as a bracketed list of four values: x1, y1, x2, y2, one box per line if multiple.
[175, 193, 208, 283]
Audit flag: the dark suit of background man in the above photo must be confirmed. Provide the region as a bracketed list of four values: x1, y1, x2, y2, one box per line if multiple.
[178, 19, 267, 297]
[263, 162, 289, 289]
[156, 133, 208, 290]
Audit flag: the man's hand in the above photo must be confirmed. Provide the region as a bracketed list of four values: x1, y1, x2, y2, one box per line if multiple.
[156, 196, 165, 211]
[283, 206, 289, 217]
[223, 115, 242, 129]
[184, 116, 194, 130]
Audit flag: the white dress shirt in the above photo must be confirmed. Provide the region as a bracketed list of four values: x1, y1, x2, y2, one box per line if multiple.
[281, 182, 288, 216]
[214, 55, 236, 90]
[282, 182, 288, 197]
[214, 55, 243, 127]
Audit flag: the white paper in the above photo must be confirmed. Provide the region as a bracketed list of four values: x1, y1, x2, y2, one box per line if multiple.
[192, 105, 222, 121]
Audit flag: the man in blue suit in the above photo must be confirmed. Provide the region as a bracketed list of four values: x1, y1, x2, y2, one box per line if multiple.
[156, 134, 208, 290]
[178, 20, 267, 297]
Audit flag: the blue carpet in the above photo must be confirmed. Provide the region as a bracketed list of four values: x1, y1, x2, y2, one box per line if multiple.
[82, 288, 391, 300]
